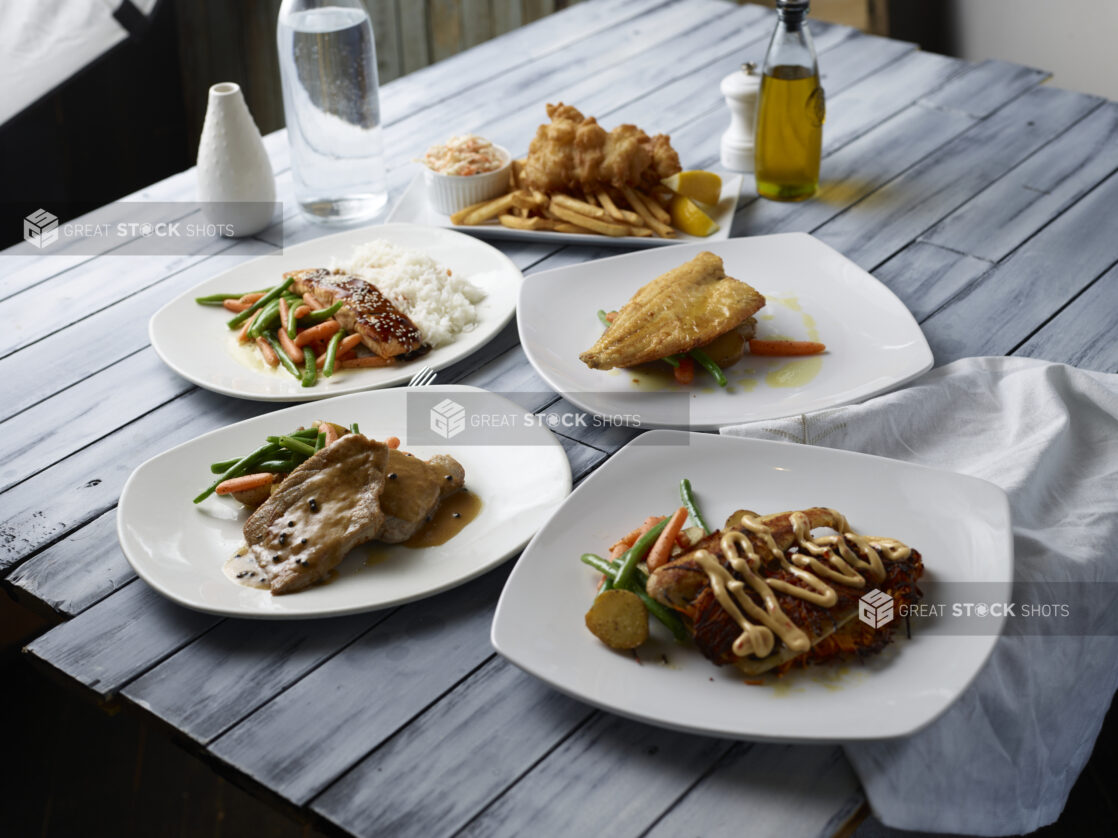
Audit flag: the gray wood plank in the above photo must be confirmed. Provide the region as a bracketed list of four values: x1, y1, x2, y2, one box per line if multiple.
[381, 0, 666, 117]
[4, 509, 133, 616]
[312, 656, 593, 837]
[457, 711, 730, 837]
[25, 580, 220, 697]
[812, 86, 1103, 270]
[1016, 262, 1118, 372]
[871, 241, 992, 323]
[368, 0, 402, 82]
[920, 101, 1118, 262]
[123, 613, 381, 744]
[0, 387, 265, 572]
[921, 168, 1118, 363]
[0, 246, 249, 423]
[208, 567, 508, 805]
[921, 58, 1047, 118]
[0, 347, 191, 494]
[646, 743, 863, 838]
[0, 224, 246, 359]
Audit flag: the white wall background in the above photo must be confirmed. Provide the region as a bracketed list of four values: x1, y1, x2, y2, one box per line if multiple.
[947, 0, 1118, 100]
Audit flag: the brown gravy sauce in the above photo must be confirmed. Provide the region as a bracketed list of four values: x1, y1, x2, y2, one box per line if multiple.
[692, 510, 911, 660]
[403, 489, 482, 548]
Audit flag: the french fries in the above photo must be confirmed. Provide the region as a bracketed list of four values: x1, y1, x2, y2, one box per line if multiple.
[448, 158, 682, 239]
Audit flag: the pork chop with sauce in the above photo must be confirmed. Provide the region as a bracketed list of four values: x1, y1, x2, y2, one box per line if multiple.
[244, 434, 389, 594]
[377, 450, 466, 543]
[286, 268, 429, 360]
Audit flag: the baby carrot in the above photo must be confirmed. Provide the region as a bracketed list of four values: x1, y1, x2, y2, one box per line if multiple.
[294, 320, 341, 348]
[278, 328, 303, 364]
[255, 337, 279, 366]
[385, 436, 401, 449]
[646, 507, 688, 571]
[215, 472, 274, 495]
[673, 356, 695, 385]
[749, 339, 826, 356]
[223, 299, 250, 313]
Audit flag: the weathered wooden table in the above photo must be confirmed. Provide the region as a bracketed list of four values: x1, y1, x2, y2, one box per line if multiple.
[5, 1, 1116, 835]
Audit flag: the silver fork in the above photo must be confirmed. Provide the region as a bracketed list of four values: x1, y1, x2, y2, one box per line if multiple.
[408, 365, 436, 387]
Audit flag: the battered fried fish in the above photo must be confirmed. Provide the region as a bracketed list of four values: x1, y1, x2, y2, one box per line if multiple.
[579, 251, 766, 370]
[521, 103, 681, 194]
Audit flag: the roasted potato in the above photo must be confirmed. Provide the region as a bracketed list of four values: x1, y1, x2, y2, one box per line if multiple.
[584, 589, 649, 650]
[698, 319, 757, 368]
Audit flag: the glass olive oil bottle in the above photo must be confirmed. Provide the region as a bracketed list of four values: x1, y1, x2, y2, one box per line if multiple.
[755, 0, 825, 201]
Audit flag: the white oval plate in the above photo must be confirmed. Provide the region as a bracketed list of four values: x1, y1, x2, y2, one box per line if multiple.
[150, 223, 523, 401]
[518, 233, 933, 430]
[118, 386, 571, 618]
[492, 431, 1012, 742]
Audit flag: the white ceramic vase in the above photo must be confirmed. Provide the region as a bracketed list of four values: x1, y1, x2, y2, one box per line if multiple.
[196, 82, 276, 237]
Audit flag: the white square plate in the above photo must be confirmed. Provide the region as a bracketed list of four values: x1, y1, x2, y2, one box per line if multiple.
[491, 431, 1013, 742]
[517, 233, 933, 429]
[150, 223, 522, 402]
[387, 172, 744, 249]
[118, 386, 571, 618]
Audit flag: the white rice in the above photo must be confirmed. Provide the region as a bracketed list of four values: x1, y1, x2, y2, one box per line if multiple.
[333, 240, 485, 349]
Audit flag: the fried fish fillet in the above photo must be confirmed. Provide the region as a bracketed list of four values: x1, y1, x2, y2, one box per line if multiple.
[521, 103, 681, 193]
[579, 251, 766, 370]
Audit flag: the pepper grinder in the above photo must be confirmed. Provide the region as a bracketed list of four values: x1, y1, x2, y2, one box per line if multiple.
[720, 62, 761, 172]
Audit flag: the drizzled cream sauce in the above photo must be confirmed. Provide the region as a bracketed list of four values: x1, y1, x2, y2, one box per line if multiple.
[692, 510, 910, 660]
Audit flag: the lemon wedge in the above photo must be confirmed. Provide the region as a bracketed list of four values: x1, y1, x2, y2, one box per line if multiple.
[661, 170, 722, 207]
[669, 194, 719, 237]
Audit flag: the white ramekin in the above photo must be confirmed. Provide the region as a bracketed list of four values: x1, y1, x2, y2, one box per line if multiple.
[423, 145, 512, 215]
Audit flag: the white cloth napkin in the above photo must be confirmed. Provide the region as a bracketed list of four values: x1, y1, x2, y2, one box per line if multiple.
[720, 357, 1118, 836]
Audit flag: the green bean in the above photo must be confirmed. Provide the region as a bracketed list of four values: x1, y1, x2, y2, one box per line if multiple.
[300, 301, 344, 325]
[314, 432, 326, 451]
[194, 442, 279, 503]
[350, 422, 360, 435]
[264, 334, 300, 379]
[276, 435, 316, 457]
[615, 518, 669, 588]
[322, 328, 345, 378]
[285, 295, 301, 340]
[631, 586, 691, 643]
[597, 309, 612, 328]
[227, 277, 293, 329]
[689, 348, 727, 387]
[579, 554, 688, 642]
[196, 288, 270, 305]
[195, 293, 242, 306]
[247, 298, 282, 339]
[301, 347, 317, 388]
[209, 457, 239, 474]
[661, 354, 681, 369]
[680, 479, 710, 534]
